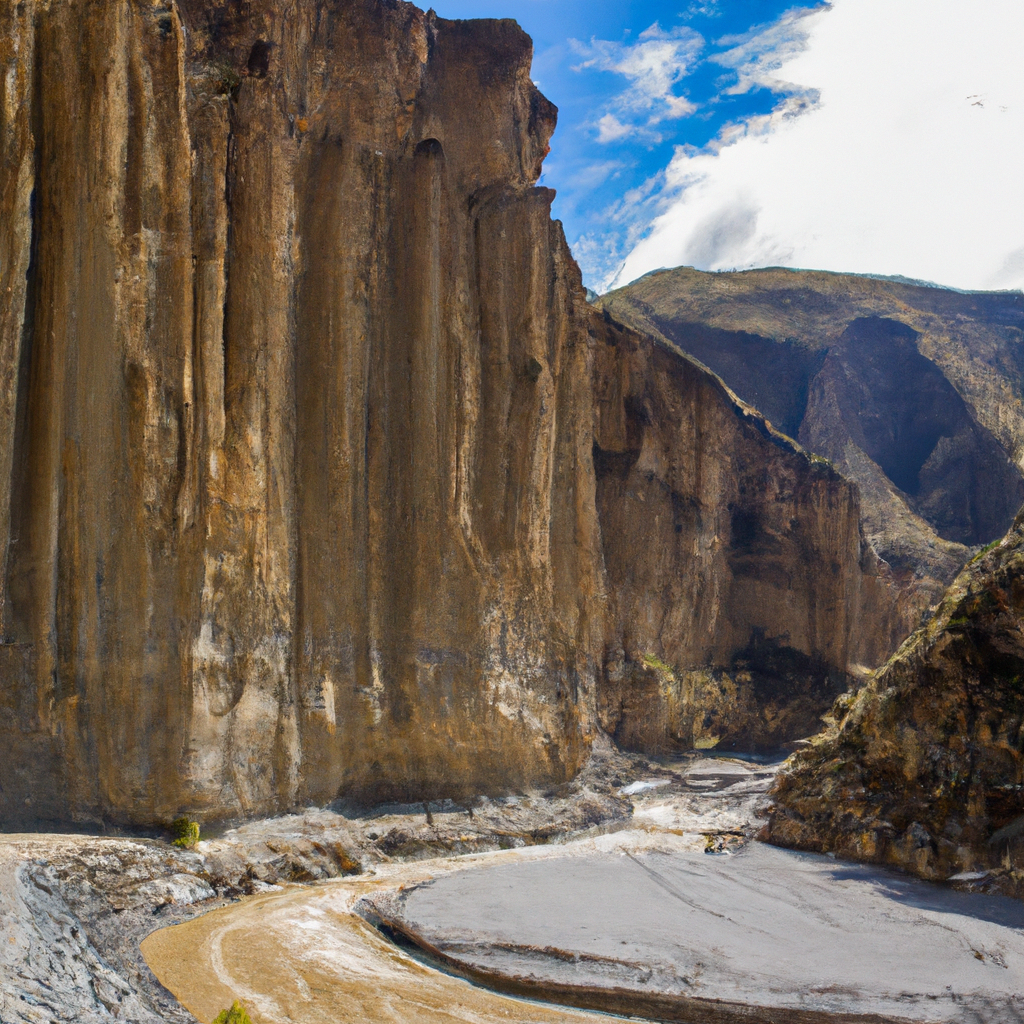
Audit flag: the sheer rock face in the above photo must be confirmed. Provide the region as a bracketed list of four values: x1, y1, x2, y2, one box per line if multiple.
[590, 314, 911, 753]
[0, 0, 906, 826]
[0, 0, 603, 826]
[765, 510, 1024, 882]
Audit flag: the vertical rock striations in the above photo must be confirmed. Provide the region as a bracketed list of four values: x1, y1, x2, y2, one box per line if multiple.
[0, 0, 907, 826]
[0, 0, 602, 825]
[590, 313, 908, 752]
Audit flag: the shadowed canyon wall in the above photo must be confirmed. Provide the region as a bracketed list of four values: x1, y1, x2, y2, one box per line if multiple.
[0, 0, 907, 827]
[590, 313, 911, 753]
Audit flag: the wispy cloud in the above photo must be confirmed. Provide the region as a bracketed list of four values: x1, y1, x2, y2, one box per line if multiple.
[571, 169, 669, 289]
[713, 6, 825, 96]
[683, 1, 723, 19]
[596, 114, 635, 143]
[571, 24, 704, 143]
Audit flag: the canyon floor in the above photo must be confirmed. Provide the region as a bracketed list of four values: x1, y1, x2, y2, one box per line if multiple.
[4, 749, 1024, 1023]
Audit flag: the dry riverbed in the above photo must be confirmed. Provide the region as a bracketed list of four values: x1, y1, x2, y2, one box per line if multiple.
[0, 746, 637, 1022]
[6, 748, 1024, 1023]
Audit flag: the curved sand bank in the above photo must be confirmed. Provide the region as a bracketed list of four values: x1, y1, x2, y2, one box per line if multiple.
[374, 842, 1024, 1024]
[141, 861, 615, 1024]
[139, 754, 771, 1022]
[142, 757, 1024, 1024]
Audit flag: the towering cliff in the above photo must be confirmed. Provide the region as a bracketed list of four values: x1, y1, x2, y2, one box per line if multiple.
[0, 0, 908, 827]
[0, 0, 605, 825]
[601, 268, 1024, 611]
[591, 313, 909, 753]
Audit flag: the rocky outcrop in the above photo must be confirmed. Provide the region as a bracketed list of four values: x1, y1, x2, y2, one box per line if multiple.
[764, 508, 1024, 887]
[591, 312, 910, 752]
[601, 268, 1024, 607]
[0, 0, 911, 826]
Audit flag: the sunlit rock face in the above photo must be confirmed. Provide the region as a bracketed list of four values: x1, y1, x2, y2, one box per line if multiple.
[0, 0, 603, 825]
[766, 508, 1024, 884]
[0, 1, 909, 826]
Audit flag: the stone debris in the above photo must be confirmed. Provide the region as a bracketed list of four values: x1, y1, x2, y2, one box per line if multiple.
[0, 746, 646, 1022]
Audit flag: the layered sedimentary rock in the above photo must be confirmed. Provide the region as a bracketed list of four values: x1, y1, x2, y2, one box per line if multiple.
[601, 268, 1024, 605]
[0, 0, 909, 826]
[591, 313, 910, 752]
[765, 509, 1024, 884]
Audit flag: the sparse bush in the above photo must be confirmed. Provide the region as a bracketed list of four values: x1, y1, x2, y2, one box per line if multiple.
[171, 816, 200, 849]
[970, 538, 1000, 564]
[641, 652, 674, 674]
[213, 1001, 253, 1024]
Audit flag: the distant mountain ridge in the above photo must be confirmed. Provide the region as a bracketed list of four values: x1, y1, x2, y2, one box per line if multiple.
[600, 266, 1024, 612]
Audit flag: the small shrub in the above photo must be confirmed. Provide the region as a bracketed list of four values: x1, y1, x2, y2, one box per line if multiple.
[210, 62, 242, 97]
[641, 652, 674, 674]
[970, 538, 1000, 564]
[213, 1001, 253, 1024]
[171, 816, 200, 849]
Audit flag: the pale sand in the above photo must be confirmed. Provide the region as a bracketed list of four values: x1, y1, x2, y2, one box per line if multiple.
[142, 757, 1024, 1024]
[141, 857, 618, 1024]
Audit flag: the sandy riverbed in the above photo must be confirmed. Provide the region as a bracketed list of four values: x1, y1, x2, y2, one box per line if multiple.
[141, 757, 1024, 1024]
[140, 755, 770, 1023]
[142, 860, 621, 1024]
[380, 841, 1024, 1023]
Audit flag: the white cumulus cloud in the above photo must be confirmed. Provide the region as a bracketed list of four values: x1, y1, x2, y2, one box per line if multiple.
[610, 0, 1024, 294]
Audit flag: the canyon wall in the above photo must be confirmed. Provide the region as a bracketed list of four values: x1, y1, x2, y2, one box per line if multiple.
[591, 313, 910, 753]
[0, 0, 907, 827]
[0, 0, 604, 825]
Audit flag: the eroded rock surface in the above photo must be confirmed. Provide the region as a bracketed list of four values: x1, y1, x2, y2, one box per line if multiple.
[591, 313, 911, 753]
[0, 0, 602, 826]
[765, 508, 1024, 892]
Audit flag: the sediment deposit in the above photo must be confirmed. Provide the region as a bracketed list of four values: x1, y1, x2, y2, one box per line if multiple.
[1, 0, 909, 827]
[0, 747, 638, 1023]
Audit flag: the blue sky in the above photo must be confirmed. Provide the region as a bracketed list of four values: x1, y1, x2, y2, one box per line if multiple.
[431, 2, 1024, 294]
